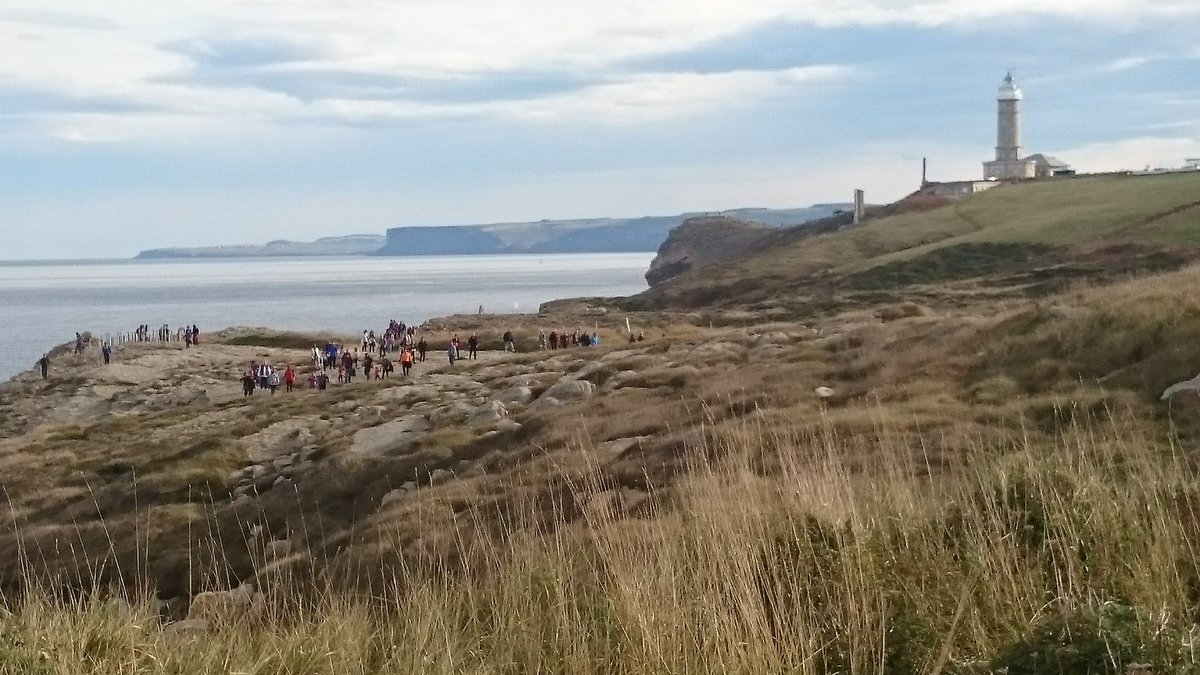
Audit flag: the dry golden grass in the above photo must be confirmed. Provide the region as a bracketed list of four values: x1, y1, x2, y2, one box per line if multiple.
[4, 410, 1200, 673]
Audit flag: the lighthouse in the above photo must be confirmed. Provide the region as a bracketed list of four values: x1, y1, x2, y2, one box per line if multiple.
[983, 72, 1036, 180]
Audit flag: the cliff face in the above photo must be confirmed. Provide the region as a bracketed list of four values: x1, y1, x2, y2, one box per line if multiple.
[375, 226, 509, 255]
[377, 206, 852, 257]
[644, 216, 772, 287]
[136, 235, 386, 259]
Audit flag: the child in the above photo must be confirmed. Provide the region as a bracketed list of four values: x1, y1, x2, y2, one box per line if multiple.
[337, 366, 345, 384]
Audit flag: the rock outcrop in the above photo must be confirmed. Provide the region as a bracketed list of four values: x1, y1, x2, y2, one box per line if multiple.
[644, 216, 772, 287]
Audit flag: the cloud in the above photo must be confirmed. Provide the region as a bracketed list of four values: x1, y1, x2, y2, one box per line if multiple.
[1054, 136, 1200, 172]
[0, 8, 121, 31]
[508, 66, 853, 123]
[0, 79, 154, 117]
[278, 64, 852, 127]
[160, 34, 327, 68]
[156, 58, 600, 106]
[779, 0, 1200, 28]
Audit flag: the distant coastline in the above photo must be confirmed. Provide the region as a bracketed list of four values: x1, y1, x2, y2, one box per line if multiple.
[133, 205, 852, 260]
[135, 235, 387, 259]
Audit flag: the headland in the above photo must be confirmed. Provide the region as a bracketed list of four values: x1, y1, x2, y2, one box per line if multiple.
[4, 171, 1200, 670]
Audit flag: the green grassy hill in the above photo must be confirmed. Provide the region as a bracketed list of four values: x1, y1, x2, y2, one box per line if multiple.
[631, 172, 1200, 312]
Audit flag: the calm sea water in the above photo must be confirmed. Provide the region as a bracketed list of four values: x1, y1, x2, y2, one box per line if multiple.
[0, 253, 654, 382]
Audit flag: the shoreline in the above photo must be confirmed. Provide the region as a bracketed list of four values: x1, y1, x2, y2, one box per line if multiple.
[0, 253, 655, 385]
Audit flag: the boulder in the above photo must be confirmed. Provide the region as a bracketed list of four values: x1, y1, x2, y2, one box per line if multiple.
[384, 385, 438, 405]
[380, 489, 405, 508]
[689, 341, 748, 362]
[429, 400, 475, 425]
[263, 539, 293, 564]
[533, 378, 596, 407]
[493, 419, 522, 434]
[243, 420, 321, 461]
[155, 596, 186, 621]
[250, 472, 278, 491]
[187, 583, 264, 623]
[597, 436, 650, 457]
[350, 415, 431, 456]
[604, 371, 642, 391]
[497, 385, 534, 406]
[467, 400, 508, 426]
[428, 468, 453, 485]
[162, 618, 209, 636]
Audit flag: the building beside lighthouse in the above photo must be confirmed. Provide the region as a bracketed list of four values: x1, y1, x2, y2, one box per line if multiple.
[982, 72, 1070, 181]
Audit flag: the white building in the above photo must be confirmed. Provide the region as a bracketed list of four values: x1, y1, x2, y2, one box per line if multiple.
[983, 73, 1071, 180]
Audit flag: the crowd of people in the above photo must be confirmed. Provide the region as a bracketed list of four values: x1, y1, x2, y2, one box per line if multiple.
[42, 318, 649, 392]
[243, 320, 426, 395]
[38, 323, 202, 380]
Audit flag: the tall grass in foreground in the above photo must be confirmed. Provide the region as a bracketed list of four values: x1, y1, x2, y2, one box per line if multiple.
[3, 412, 1200, 674]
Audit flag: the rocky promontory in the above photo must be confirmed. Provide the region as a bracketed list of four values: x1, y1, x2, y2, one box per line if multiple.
[644, 215, 774, 286]
[0, 317, 849, 598]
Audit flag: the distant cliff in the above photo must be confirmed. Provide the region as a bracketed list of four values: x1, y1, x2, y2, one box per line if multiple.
[375, 206, 851, 256]
[134, 205, 853, 259]
[135, 235, 386, 259]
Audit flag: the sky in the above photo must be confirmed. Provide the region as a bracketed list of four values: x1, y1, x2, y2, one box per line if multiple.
[1, 1, 1198, 260]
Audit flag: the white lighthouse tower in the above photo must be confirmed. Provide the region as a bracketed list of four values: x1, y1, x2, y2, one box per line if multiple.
[983, 72, 1036, 180]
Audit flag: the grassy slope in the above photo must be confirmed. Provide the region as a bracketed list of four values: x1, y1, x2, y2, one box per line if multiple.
[634, 172, 1200, 310]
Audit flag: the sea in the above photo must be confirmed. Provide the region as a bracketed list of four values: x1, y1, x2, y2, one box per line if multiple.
[0, 253, 654, 382]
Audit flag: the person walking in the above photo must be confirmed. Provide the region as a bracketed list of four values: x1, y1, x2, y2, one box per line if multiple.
[401, 348, 413, 378]
[417, 337, 428, 363]
[38, 353, 49, 380]
[467, 333, 479, 360]
[284, 365, 296, 393]
[101, 342, 112, 365]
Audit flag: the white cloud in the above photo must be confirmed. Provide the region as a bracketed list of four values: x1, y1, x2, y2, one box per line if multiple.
[1, 0, 1195, 140]
[497, 65, 852, 124]
[1055, 136, 1200, 172]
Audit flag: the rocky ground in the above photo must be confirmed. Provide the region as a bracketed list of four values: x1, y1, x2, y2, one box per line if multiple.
[0, 317, 851, 602]
[3, 271, 1196, 617]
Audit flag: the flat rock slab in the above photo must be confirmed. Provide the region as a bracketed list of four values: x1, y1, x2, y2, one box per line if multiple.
[350, 415, 431, 456]
[244, 418, 322, 461]
[531, 377, 596, 408]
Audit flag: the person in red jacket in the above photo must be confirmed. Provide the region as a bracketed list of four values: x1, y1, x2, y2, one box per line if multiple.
[284, 365, 296, 392]
[400, 348, 414, 378]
